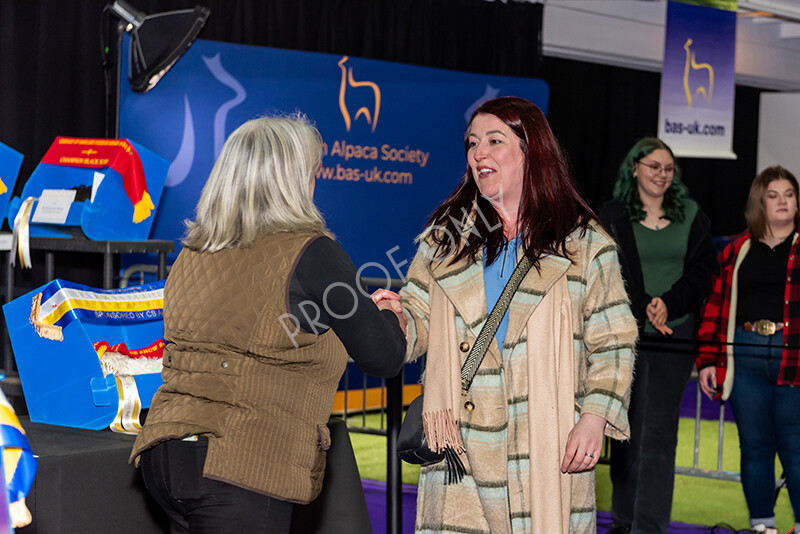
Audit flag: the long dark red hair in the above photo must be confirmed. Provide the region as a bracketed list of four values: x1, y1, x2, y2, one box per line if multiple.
[426, 96, 597, 267]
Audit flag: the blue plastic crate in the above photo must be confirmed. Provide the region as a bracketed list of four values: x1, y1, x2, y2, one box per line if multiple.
[3, 279, 165, 430]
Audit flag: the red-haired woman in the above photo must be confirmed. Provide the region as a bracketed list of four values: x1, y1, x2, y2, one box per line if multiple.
[375, 97, 637, 533]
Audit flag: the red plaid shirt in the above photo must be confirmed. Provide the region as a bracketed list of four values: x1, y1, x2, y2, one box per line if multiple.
[696, 232, 800, 386]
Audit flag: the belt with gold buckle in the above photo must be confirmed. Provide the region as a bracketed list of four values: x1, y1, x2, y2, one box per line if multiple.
[743, 319, 784, 336]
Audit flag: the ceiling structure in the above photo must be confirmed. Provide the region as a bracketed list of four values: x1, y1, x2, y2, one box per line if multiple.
[538, 0, 800, 90]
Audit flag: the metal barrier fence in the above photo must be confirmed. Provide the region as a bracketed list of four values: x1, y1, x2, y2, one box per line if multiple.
[113, 268, 787, 531]
[343, 366, 740, 534]
[635, 333, 790, 486]
[635, 335, 742, 483]
[329, 359, 400, 534]
[676, 373, 738, 482]
[339, 368, 404, 534]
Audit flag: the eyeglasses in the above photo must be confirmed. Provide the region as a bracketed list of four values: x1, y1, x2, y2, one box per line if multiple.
[636, 160, 674, 176]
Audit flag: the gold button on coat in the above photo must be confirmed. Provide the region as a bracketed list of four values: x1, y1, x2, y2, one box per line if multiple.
[459, 341, 470, 352]
[464, 401, 475, 412]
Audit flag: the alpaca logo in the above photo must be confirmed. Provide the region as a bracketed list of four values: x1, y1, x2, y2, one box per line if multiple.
[464, 84, 500, 124]
[682, 38, 714, 108]
[338, 56, 381, 132]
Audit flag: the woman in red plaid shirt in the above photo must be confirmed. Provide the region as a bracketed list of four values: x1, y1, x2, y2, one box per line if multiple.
[697, 166, 800, 534]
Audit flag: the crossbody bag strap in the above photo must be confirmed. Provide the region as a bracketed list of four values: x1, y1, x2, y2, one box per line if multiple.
[460, 254, 533, 393]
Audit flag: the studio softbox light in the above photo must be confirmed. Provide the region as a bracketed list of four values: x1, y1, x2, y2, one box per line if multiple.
[110, 0, 210, 93]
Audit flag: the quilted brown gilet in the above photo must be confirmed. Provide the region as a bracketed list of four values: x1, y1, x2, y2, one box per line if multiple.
[130, 232, 348, 504]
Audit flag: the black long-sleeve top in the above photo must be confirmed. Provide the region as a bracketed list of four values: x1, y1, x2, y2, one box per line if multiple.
[289, 235, 406, 378]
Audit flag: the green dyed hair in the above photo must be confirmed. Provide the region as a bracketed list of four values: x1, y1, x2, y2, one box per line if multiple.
[612, 137, 689, 223]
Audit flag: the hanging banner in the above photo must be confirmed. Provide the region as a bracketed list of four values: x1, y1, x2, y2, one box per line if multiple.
[118, 37, 549, 277]
[657, 0, 737, 159]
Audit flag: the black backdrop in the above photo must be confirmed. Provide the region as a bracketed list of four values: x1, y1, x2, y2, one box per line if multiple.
[0, 0, 763, 245]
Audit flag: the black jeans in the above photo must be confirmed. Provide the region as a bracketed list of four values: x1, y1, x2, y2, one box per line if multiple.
[140, 438, 293, 534]
[610, 319, 696, 534]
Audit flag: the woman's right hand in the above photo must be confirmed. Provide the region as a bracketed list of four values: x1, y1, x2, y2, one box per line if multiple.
[371, 289, 407, 335]
[698, 366, 718, 400]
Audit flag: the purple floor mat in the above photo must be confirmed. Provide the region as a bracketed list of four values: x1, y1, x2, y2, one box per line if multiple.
[363, 480, 715, 534]
[362, 479, 417, 534]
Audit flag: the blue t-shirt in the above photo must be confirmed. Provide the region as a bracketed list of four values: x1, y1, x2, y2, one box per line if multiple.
[483, 236, 519, 354]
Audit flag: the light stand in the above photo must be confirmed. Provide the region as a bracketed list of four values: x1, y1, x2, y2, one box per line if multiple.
[101, 1, 210, 135]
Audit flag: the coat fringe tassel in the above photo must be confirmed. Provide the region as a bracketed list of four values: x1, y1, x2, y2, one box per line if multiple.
[423, 409, 466, 485]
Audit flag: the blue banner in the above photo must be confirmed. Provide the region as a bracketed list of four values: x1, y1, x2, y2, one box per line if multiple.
[657, 1, 737, 159]
[119, 38, 549, 277]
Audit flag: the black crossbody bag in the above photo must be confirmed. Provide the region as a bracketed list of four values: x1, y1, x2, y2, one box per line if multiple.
[396, 255, 533, 482]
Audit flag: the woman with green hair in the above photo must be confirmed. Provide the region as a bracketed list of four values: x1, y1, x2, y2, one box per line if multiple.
[599, 137, 716, 534]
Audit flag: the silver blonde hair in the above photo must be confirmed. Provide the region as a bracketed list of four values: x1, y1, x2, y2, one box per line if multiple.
[183, 114, 329, 252]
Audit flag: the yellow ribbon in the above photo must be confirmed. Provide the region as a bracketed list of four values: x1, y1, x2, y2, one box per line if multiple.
[109, 374, 143, 435]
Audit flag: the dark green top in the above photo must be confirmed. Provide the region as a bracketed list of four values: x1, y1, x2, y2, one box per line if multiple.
[633, 200, 698, 333]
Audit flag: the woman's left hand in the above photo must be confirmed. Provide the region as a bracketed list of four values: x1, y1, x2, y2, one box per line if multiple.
[561, 412, 605, 473]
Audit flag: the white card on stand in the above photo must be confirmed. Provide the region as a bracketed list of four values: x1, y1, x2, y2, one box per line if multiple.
[31, 189, 77, 224]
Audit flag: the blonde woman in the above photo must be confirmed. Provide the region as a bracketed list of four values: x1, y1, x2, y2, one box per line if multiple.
[130, 115, 406, 533]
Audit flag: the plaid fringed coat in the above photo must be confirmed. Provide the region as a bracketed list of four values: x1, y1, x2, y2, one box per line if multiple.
[400, 223, 637, 534]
